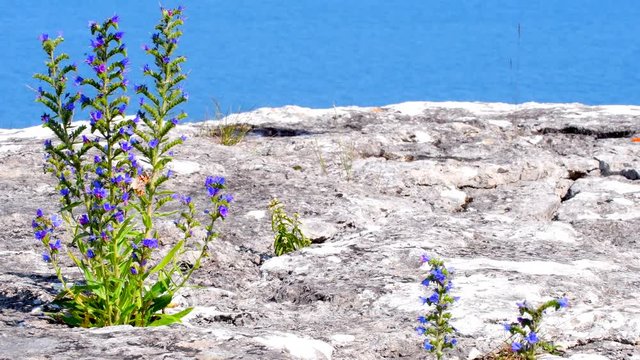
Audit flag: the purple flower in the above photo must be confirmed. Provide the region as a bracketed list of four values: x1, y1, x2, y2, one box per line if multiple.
[421, 278, 430, 287]
[180, 135, 187, 141]
[162, 56, 170, 64]
[93, 186, 106, 199]
[207, 187, 220, 197]
[60, 188, 70, 196]
[420, 254, 430, 263]
[49, 239, 62, 252]
[205, 176, 225, 187]
[130, 266, 138, 275]
[85, 54, 95, 65]
[166, 169, 174, 178]
[149, 138, 159, 148]
[114, 210, 124, 223]
[90, 35, 105, 48]
[220, 194, 234, 203]
[516, 300, 527, 309]
[74, 76, 83, 86]
[511, 342, 522, 352]
[142, 238, 158, 248]
[40, 114, 50, 123]
[143, 64, 150, 72]
[419, 296, 428, 305]
[110, 15, 119, 24]
[415, 326, 426, 335]
[50, 215, 62, 228]
[103, 203, 115, 212]
[64, 102, 75, 111]
[93, 155, 102, 164]
[171, 118, 179, 125]
[114, 32, 124, 40]
[80, 94, 91, 105]
[122, 192, 130, 204]
[44, 139, 52, 148]
[94, 63, 106, 74]
[36, 209, 44, 218]
[96, 166, 105, 176]
[117, 104, 126, 114]
[42, 253, 51, 262]
[503, 323, 511, 332]
[78, 214, 89, 226]
[39, 33, 49, 42]
[87, 249, 95, 258]
[218, 205, 229, 218]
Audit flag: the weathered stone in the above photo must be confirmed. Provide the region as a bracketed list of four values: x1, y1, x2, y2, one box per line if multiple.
[0, 102, 639, 359]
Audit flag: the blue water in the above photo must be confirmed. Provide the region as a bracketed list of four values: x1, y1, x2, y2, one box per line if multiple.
[2, 1, 639, 128]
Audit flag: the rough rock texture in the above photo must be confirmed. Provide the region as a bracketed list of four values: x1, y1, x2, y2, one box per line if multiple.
[0, 102, 639, 359]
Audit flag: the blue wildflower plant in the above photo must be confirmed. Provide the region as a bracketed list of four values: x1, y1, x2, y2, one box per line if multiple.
[33, 6, 231, 328]
[503, 297, 569, 359]
[417, 254, 458, 359]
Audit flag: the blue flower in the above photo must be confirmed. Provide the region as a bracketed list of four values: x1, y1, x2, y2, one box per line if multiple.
[220, 194, 234, 203]
[427, 292, 439, 304]
[149, 139, 159, 148]
[423, 340, 434, 351]
[74, 76, 83, 86]
[50, 214, 62, 228]
[516, 300, 527, 309]
[114, 32, 124, 41]
[39, 33, 49, 42]
[557, 297, 569, 308]
[86, 249, 95, 258]
[35, 230, 48, 240]
[143, 64, 150, 73]
[60, 188, 70, 196]
[64, 102, 75, 111]
[163, 56, 170, 64]
[44, 139, 52, 148]
[511, 342, 522, 352]
[205, 176, 225, 187]
[142, 238, 158, 248]
[49, 239, 62, 252]
[421, 278, 430, 287]
[80, 94, 91, 105]
[207, 186, 220, 197]
[525, 331, 538, 344]
[90, 110, 102, 124]
[96, 166, 105, 176]
[431, 268, 446, 283]
[130, 266, 138, 275]
[420, 254, 430, 263]
[171, 118, 179, 125]
[503, 323, 511, 331]
[42, 253, 51, 262]
[94, 155, 102, 164]
[36, 209, 44, 218]
[114, 211, 124, 223]
[103, 203, 115, 212]
[110, 14, 119, 24]
[415, 326, 426, 335]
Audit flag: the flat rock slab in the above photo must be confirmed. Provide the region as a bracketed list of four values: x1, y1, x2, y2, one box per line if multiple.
[0, 102, 639, 359]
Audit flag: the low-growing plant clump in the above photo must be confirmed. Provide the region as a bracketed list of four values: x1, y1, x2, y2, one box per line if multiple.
[33, 6, 232, 327]
[269, 198, 310, 256]
[417, 254, 458, 359]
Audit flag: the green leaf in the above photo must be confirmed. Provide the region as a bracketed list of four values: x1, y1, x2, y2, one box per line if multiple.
[149, 240, 183, 275]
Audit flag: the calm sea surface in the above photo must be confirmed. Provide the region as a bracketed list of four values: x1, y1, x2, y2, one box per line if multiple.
[2, 1, 639, 128]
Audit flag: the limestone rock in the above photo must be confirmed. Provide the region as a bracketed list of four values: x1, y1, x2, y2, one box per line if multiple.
[0, 102, 639, 359]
